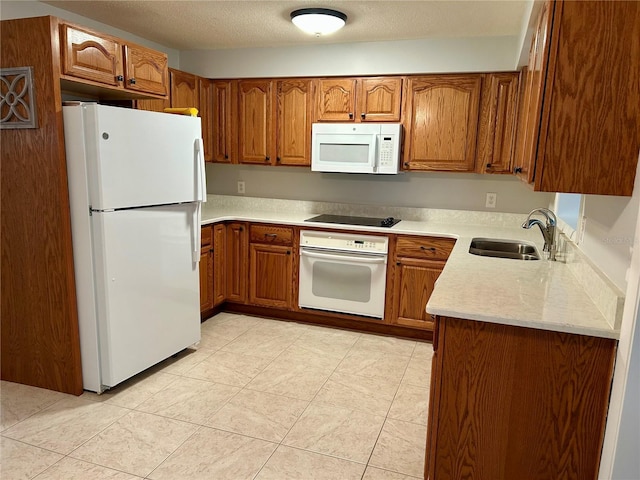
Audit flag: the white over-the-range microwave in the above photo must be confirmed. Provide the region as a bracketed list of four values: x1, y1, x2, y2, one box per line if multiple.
[311, 123, 402, 174]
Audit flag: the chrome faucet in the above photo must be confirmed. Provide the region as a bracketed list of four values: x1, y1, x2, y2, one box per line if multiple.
[522, 208, 557, 261]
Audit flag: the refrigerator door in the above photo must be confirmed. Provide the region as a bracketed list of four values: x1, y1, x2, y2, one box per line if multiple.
[73, 103, 205, 210]
[91, 203, 201, 390]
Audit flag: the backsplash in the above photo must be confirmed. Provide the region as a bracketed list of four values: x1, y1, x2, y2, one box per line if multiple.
[558, 233, 625, 330]
[209, 194, 531, 228]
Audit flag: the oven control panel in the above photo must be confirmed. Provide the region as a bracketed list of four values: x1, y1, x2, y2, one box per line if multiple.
[300, 230, 389, 254]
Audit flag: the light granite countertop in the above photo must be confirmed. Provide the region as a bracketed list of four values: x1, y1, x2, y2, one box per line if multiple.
[201, 195, 622, 340]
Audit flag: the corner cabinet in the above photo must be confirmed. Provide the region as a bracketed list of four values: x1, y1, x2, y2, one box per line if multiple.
[248, 224, 294, 309]
[60, 22, 168, 98]
[389, 237, 455, 330]
[425, 316, 616, 480]
[476, 72, 519, 174]
[169, 68, 199, 109]
[200, 224, 226, 315]
[211, 80, 237, 164]
[403, 75, 482, 172]
[315, 77, 403, 122]
[513, 0, 640, 195]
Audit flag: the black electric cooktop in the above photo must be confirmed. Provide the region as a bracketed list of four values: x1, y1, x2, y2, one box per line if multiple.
[305, 214, 401, 228]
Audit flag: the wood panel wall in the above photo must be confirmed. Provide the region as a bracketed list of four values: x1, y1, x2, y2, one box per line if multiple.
[1, 17, 83, 395]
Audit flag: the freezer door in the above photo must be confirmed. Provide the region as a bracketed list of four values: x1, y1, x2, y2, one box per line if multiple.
[91, 204, 201, 389]
[70, 104, 204, 210]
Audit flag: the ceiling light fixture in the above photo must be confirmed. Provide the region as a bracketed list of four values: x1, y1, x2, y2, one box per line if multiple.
[290, 8, 347, 37]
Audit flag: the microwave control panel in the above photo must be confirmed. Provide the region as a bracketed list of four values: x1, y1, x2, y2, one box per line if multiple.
[379, 136, 395, 168]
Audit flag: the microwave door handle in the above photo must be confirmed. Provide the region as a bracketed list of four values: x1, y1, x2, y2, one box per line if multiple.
[370, 134, 378, 172]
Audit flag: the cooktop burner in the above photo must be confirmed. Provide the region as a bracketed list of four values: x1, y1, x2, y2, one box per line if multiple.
[305, 214, 401, 228]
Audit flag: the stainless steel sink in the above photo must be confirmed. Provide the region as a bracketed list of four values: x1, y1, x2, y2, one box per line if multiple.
[469, 238, 540, 261]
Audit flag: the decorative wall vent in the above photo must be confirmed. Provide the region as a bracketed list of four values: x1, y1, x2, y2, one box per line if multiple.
[1, 66, 38, 129]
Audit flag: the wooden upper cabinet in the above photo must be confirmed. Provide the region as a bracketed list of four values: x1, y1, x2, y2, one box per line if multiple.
[315, 78, 357, 121]
[276, 79, 313, 166]
[315, 77, 402, 122]
[59, 22, 168, 97]
[513, 1, 551, 184]
[404, 75, 482, 172]
[238, 80, 273, 164]
[477, 72, 519, 174]
[123, 44, 168, 96]
[211, 80, 236, 164]
[60, 23, 122, 86]
[515, 1, 640, 195]
[170, 69, 198, 108]
[198, 77, 213, 162]
[358, 77, 402, 122]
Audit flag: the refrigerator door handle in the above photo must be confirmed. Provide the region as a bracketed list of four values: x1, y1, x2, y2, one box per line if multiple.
[193, 202, 201, 265]
[195, 138, 206, 203]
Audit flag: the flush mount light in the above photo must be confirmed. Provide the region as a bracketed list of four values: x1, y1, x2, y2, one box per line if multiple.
[290, 8, 347, 36]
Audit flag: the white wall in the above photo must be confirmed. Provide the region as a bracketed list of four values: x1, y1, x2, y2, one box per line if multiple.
[207, 164, 553, 214]
[0, 1, 180, 67]
[181, 35, 520, 78]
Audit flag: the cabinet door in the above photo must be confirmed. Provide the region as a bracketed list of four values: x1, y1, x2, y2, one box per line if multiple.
[200, 226, 214, 312]
[212, 81, 236, 163]
[404, 75, 482, 172]
[249, 244, 293, 309]
[512, 1, 552, 183]
[276, 79, 312, 166]
[123, 44, 168, 96]
[60, 23, 123, 86]
[477, 73, 519, 174]
[238, 80, 273, 164]
[391, 258, 443, 330]
[170, 69, 199, 108]
[226, 222, 248, 304]
[198, 78, 214, 162]
[135, 98, 169, 112]
[358, 77, 402, 122]
[212, 224, 226, 307]
[315, 78, 357, 122]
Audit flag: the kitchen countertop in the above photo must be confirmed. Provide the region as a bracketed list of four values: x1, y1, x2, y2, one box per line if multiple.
[201, 196, 621, 340]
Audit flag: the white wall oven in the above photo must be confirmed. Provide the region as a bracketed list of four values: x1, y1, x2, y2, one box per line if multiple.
[298, 230, 389, 319]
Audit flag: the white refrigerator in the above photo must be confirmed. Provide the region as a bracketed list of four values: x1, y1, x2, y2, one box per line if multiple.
[63, 103, 206, 393]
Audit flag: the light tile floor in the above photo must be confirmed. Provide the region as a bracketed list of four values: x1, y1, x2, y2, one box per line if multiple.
[0, 313, 432, 480]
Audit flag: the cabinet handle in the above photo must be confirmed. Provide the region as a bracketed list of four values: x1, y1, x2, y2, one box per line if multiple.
[396, 261, 401, 266]
[265, 156, 270, 162]
[486, 163, 492, 169]
[224, 154, 229, 160]
[239, 226, 244, 231]
[514, 167, 523, 173]
[404, 162, 410, 168]
[265, 233, 278, 238]
[361, 113, 366, 119]
[276, 157, 281, 163]
[116, 75, 124, 82]
[348, 112, 353, 119]
[421, 246, 437, 252]
[129, 78, 136, 85]
[286, 250, 291, 255]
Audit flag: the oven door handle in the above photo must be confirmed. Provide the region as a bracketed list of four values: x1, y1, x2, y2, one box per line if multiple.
[301, 249, 387, 264]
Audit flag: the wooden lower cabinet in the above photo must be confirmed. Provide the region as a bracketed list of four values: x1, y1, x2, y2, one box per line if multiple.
[199, 226, 214, 312]
[226, 222, 249, 303]
[212, 224, 226, 307]
[425, 316, 617, 480]
[249, 224, 294, 309]
[389, 236, 455, 330]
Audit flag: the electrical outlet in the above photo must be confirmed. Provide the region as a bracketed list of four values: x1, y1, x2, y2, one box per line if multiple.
[237, 181, 245, 195]
[485, 192, 497, 209]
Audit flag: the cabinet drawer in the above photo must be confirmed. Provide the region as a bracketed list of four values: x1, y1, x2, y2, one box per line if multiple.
[249, 225, 293, 246]
[395, 236, 455, 260]
[201, 225, 213, 248]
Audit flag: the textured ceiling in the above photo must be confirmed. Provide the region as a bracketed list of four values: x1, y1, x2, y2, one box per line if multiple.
[43, 0, 531, 50]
